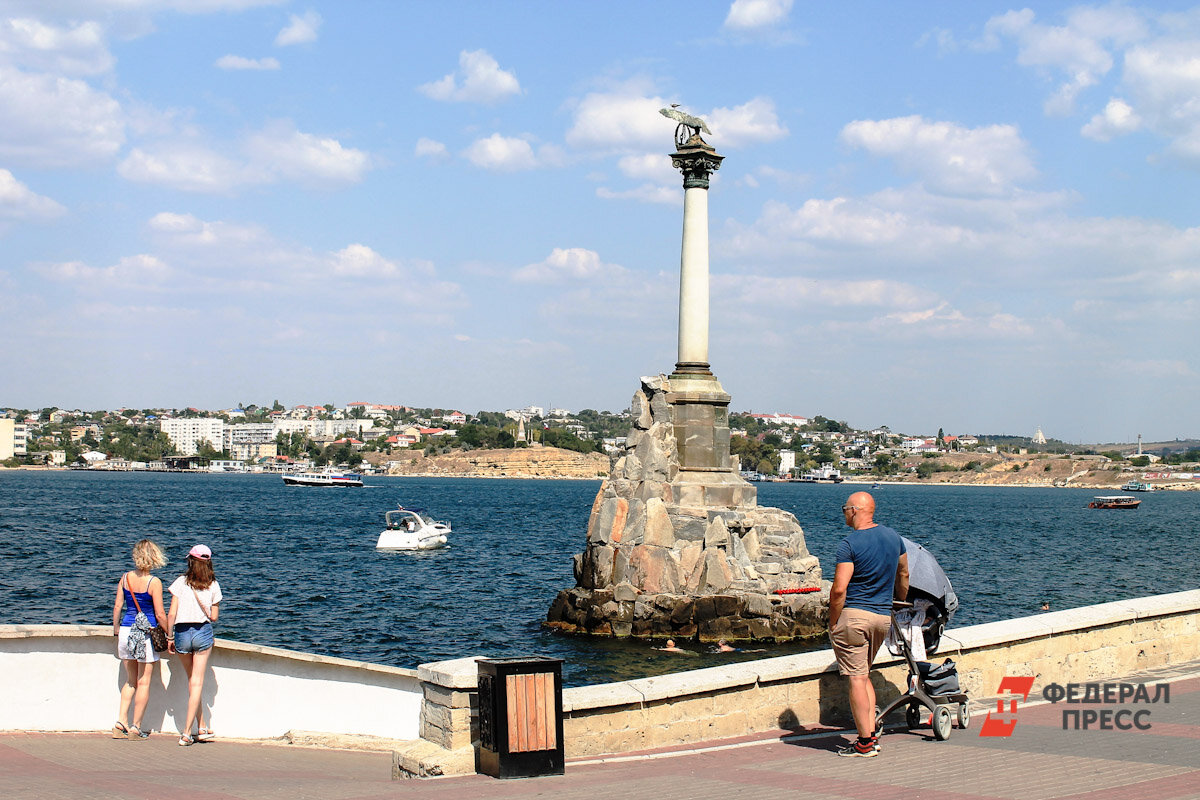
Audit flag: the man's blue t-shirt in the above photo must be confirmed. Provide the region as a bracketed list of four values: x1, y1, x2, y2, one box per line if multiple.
[835, 525, 906, 615]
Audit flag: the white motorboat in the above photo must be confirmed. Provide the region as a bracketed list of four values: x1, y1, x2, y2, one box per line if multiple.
[376, 506, 450, 550]
[282, 470, 364, 487]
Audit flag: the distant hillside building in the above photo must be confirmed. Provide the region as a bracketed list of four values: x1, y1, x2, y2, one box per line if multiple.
[1032, 427, 1047, 445]
[0, 418, 28, 460]
[160, 417, 225, 456]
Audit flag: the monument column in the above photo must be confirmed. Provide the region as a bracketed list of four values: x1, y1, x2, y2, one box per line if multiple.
[672, 136, 723, 375]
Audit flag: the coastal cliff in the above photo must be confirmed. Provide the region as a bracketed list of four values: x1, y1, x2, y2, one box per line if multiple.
[379, 446, 609, 479]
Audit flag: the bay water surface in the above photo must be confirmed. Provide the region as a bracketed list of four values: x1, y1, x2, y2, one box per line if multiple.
[1, 471, 1195, 686]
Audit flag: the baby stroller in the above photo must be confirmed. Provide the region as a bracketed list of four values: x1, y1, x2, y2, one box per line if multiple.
[889, 536, 958, 656]
[875, 538, 969, 741]
[875, 600, 970, 740]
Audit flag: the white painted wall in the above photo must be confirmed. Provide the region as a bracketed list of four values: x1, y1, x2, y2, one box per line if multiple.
[0, 626, 422, 740]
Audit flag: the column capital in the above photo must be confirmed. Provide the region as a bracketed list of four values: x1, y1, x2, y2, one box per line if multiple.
[671, 135, 724, 190]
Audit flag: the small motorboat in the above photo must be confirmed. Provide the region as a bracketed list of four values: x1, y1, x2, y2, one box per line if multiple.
[1088, 495, 1141, 509]
[376, 506, 450, 550]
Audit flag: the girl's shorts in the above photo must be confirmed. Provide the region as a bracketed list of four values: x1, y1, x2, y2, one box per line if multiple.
[117, 627, 160, 662]
[173, 622, 214, 654]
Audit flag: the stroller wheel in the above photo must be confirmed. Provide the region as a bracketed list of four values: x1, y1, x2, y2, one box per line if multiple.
[957, 702, 971, 729]
[905, 704, 922, 730]
[932, 706, 952, 741]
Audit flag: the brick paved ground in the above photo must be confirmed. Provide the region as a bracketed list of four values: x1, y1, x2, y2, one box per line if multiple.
[3, 664, 1196, 800]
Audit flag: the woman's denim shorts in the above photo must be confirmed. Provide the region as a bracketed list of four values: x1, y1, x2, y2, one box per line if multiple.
[173, 622, 214, 654]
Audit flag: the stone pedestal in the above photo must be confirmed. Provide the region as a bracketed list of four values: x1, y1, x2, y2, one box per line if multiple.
[545, 376, 828, 642]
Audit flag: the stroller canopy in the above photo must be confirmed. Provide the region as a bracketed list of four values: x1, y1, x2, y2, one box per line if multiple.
[901, 536, 958, 620]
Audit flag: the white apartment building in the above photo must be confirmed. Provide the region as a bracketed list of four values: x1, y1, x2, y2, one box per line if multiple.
[0, 418, 26, 460]
[779, 449, 796, 475]
[160, 418, 225, 456]
[224, 423, 279, 462]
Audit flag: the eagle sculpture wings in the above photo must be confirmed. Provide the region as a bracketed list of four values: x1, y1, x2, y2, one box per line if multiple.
[659, 107, 712, 136]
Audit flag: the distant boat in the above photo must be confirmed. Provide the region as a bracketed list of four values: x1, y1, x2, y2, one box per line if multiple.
[1088, 495, 1141, 510]
[1121, 480, 1154, 492]
[282, 470, 364, 487]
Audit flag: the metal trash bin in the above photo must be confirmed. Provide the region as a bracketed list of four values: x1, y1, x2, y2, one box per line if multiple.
[477, 656, 564, 778]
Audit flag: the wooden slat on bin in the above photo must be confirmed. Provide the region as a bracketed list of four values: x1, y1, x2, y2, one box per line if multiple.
[506, 674, 521, 753]
[504, 673, 557, 752]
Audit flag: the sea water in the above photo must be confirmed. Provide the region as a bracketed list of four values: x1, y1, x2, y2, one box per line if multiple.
[1, 471, 1195, 686]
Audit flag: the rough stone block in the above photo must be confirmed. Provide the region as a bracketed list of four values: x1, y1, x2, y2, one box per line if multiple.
[613, 582, 638, 602]
[631, 389, 652, 430]
[741, 529, 762, 562]
[644, 498, 675, 547]
[704, 516, 730, 548]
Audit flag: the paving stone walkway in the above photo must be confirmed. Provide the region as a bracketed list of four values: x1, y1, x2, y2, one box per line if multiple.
[3, 664, 1196, 800]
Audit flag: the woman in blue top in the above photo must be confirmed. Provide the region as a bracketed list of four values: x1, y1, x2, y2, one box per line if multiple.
[111, 539, 168, 740]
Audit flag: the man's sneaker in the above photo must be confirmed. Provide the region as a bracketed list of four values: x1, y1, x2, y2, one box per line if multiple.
[836, 737, 879, 758]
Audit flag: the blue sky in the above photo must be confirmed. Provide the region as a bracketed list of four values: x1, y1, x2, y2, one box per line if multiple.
[1, 0, 1198, 443]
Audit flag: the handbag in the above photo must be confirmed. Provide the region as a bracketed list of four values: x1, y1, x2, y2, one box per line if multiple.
[127, 574, 170, 652]
[917, 658, 961, 696]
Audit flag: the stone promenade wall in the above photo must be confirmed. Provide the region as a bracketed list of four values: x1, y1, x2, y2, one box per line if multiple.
[0, 625, 422, 741]
[559, 589, 1200, 756]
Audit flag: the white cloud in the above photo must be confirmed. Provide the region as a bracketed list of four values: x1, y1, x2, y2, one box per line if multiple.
[463, 134, 537, 171]
[329, 244, 401, 278]
[1120, 41, 1200, 164]
[707, 97, 788, 147]
[36, 254, 171, 286]
[0, 169, 66, 219]
[724, 0, 793, 31]
[118, 145, 246, 192]
[0, 18, 113, 75]
[565, 89, 670, 151]
[215, 54, 280, 70]
[147, 211, 266, 248]
[415, 137, 449, 160]
[513, 248, 627, 284]
[841, 115, 1037, 197]
[243, 122, 371, 185]
[121, 122, 372, 191]
[616, 153, 676, 183]
[275, 11, 321, 46]
[418, 49, 521, 105]
[979, 6, 1149, 115]
[0, 65, 124, 167]
[1081, 98, 1141, 140]
[714, 274, 935, 310]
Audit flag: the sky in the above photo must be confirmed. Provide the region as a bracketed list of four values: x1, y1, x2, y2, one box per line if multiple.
[1, 0, 1198, 444]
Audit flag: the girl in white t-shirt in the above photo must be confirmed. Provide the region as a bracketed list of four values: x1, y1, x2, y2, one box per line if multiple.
[165, 544, 223, 746]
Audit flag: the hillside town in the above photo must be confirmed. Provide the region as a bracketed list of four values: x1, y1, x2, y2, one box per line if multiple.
[2, 403, 1197, 486]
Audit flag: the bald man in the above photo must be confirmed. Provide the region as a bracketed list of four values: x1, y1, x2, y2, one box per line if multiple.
[829, 491, 909, 758]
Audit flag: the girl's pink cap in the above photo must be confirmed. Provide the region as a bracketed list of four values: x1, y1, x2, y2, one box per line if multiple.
[188, 544, 212, 560]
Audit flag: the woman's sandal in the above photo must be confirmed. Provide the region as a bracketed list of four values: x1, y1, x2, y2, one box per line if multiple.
[111, 721, 128, 739]
[127, 725, 150, 741]
[178, 734, 197, 747]
[197, 728, 215, 743]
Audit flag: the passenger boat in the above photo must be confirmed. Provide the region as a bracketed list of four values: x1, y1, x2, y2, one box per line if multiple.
[1088, 495, 1141, 509]
[1120, 480, 1154, 492]
[376, 506, 450, 550]
[282, 470, 364, 487]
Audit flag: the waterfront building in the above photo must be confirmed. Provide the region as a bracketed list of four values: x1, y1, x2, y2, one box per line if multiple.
[160, 417, 225, 456]
[779, 449, 796, 475]
[0, 418, 25, 460]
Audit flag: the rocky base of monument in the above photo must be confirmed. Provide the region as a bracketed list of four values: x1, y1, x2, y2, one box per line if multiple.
[545, 375, 829, 642]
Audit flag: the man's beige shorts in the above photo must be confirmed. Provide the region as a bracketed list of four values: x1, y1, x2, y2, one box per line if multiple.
[830, 608, 891, 676]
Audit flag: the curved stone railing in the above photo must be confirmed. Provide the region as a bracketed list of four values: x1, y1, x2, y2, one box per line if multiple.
[0, 625, 422, 741]
[557, 588, 1200, 755]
